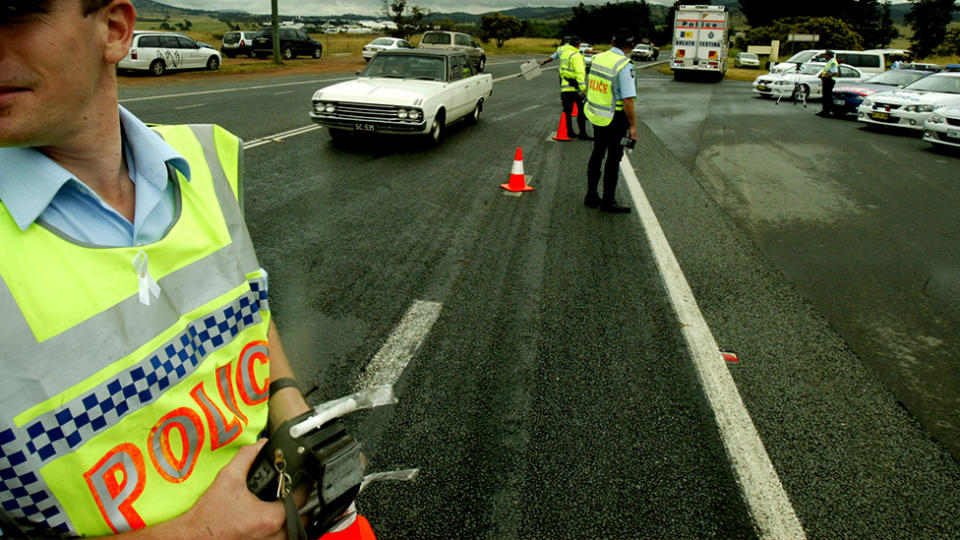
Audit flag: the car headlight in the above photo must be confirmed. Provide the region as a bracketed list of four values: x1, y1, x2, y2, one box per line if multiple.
[904, 104, 936, 113]
[927, 113, 946, 124]
[862, 98, 874, 107]
[324, 103, 336, 113]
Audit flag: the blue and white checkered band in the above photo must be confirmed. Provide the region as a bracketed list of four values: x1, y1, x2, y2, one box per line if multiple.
[0, 277, 268, 531]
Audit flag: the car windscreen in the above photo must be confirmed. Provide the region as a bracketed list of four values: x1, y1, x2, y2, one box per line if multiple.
[255, 29, 271, 37]
[421, 33, 450, 45]
[799, 63, 823, 75]
[741, 53, 757, 59]
[904, 75, 960, 94]
[785, 50, 818, 64]
[363, 55, 445, 81]
[372, 38, 395, 45]
[864, 70, 928, 86]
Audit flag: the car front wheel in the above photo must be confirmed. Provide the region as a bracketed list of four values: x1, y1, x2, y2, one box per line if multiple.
[283, 48, 293, 60]
[427, 112, 445, 144]
[207, 56, 220, 70]
[313, 47, 322, 59]
[477, 56, 486, 72]
[149, 59, 166, 76]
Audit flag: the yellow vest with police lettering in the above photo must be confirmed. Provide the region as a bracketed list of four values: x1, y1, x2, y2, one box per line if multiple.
[585, 50, 632, 127]
[0, 125, 270, 536]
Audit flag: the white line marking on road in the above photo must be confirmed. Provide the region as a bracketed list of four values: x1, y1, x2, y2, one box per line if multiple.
[173, 103, 205, 110]
[620, 157, 806, 540]
[243, 125, 323, 149]
[274, 90, 295, 96]
[119, 76, 354, 103]
[356, 300, 443, 390]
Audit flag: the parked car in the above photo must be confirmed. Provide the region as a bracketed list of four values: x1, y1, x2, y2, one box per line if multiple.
[310, 49, 493, 144]
[858, 72, 960, 130]
[418, 31, 486, 72]
[752, 62, 867, 100]
[769, 49, 823, 74]
[630, 44, 658, 62]
[362, 37, 414, 62]
[734, 52, 760, 68]
[831, 69, 933, 116]
[221, 31, 257, 58]
[118, 31, 221, 76]
[922, 106, 960, 149]
[252, 27, 323, 60]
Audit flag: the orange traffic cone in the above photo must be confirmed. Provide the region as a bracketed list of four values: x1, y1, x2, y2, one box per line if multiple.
[571, 102, 579, 117]
[500, 148, 534, 192]
[553, 112, 572, 141]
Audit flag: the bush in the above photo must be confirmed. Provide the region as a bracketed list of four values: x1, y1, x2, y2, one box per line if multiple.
[747, 16, 864, 53]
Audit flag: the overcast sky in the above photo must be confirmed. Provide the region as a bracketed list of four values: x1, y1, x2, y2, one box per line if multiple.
[158, 1, 676, 17]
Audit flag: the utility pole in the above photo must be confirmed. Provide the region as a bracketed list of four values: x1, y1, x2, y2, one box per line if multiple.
[271, 0, 281, 64]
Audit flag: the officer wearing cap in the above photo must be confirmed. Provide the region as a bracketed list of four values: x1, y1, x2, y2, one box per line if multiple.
[583, 29, 637, 213]
[817, 50, 840, 116]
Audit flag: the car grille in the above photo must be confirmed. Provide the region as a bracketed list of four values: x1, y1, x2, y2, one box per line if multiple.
[947, 117, 960, 126]
[873, 102, 902, 110]
[325, 102, 407, 121]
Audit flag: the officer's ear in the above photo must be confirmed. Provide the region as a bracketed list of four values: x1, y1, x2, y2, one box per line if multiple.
[101, 0, 136, 65]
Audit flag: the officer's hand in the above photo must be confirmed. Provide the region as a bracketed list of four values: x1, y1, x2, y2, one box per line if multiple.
[180, 440, 286, 540]
[629, 125, 638, 141]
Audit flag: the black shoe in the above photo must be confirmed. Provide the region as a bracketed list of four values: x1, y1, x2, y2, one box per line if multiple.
[578, 134, 594, 141]
[599, 202, 631, 213]
[584, 194, 601, 208]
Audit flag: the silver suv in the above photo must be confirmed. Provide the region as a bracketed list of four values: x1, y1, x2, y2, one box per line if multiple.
[221, 31, 257, 58]
[418, 31, 486, 72]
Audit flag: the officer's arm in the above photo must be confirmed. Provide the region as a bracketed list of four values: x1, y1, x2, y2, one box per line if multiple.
[623, 97, 637, 141]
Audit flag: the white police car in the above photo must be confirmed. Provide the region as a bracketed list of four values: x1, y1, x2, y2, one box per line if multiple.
[858, 72, 960, 130]
[922, 106, 960, 149]
[119, 31, 222, 76]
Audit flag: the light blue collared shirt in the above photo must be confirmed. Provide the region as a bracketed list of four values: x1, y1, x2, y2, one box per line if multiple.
[609, 47, 637, 102]
[0, 106, 190, 247]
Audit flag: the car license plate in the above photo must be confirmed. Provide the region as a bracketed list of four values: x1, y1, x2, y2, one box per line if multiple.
[870, 111, 889, 120]
[947, 129, 960, 139]
[354, 123, 376, 132]
[833, 99, 844, 106]
[758, 84, 767, 91]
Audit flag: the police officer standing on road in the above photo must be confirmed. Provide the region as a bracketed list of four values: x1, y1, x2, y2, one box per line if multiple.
[583, 29, 637, 213]
[0, 1, 309, 537]
[540, 36, 592, 140]
[817, 50, 840, 117]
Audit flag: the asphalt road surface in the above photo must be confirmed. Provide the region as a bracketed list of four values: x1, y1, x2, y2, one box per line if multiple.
[119, 57, 960, 539]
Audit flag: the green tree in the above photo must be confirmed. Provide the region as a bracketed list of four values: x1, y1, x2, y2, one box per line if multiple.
[479, 12, 523, 48]
[382, 0, 430, 41]
[905, 0, 959, 58]
[933, 25, 960, 55]
[561, 1, 655, 45]
[435, 18, 457, 31]
[739, 0, 899, 48]
[747, 16, 864, 52]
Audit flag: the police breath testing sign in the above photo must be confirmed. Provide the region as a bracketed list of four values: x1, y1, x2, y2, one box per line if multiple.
[521, 60, 542, 80]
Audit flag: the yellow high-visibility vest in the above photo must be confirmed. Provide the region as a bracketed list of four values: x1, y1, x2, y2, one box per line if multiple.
[585, 50, 632, 127]
[558, 44, 585, 93]
[0, 125, 271, 536]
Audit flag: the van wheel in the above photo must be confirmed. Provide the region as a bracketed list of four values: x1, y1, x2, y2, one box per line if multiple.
[149, 59, 166, 76]
[313, 47, 322, 59]
[477, 56, 486, 72]
[207, 56, 220, 70]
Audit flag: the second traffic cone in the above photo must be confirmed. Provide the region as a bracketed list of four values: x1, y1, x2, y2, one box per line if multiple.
[571, 102, 579, 117]
[500, 147, 534, 192]
[553, 112, 572, 141]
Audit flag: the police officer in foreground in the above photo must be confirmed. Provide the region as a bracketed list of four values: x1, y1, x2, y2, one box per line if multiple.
[584, 29, 638, 213]
[817, 50, 840, 117]
[541, 36, 591, 140]
[0, 1, 310, 537]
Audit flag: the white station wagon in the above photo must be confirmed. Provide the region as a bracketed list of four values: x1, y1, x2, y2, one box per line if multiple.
[310, 49, 493, 144]
[119, 31, 221, 76]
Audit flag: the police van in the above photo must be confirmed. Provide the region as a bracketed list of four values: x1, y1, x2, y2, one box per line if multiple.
[670, 4, 729, 81]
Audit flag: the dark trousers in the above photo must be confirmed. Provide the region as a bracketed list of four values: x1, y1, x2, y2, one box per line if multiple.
[587, 112, 628, 203]
[561, 91, 588, 136]
[821, 77, 835, 113]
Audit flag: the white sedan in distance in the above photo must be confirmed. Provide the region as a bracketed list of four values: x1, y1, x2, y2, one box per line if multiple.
[922, 105, 960, 149]
[752, 62, 867, 100]
[858, 72, 960, 130]
[310, 49, 493, 144]
[361, 37, 414, 62]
